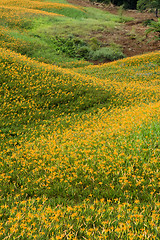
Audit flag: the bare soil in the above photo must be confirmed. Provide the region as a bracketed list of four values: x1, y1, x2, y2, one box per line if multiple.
[67, 0, 160, 61]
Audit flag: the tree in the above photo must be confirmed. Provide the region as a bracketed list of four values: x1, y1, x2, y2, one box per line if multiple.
[137, 0, 160, 17]
[111, 0, 138, 9]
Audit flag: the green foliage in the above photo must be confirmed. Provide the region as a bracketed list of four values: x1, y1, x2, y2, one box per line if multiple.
[137, 0, 160, 16]
[44, 6, 88, 19]
[137, 0, 149, 11]
[118, 4, 125, 22]
[51, 36, 88, 58]
[47, 36, 125, 62]
[146, 18, 160, 40]
[89, 37, 101, 50]
[114, 0, 137, 9]
[90, 46, 125, 61]
[143, 19, 155, 26]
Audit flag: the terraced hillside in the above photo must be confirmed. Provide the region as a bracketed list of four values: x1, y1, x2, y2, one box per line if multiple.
[0, 0, 160, 239]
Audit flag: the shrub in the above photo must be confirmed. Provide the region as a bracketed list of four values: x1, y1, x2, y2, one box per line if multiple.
[90, 46, 125, 61]
[76, 46, 91, 59]
[89, 37, 101, 50]
[51, 36, 88, 58]
[146, 18, 160, 40]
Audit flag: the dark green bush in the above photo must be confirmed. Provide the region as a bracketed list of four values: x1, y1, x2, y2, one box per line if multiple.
[76, 46, 91, 59]
[90, 47, 125, 61]
[52, 36, 88, 58]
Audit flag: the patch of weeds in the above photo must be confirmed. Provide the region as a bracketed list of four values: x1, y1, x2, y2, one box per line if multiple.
[145, 18, 160, 40]
[118, 4, 126, 23]
[126, 27, 146, 42]
[142, 19, 155, 26]
[127, 26, 137, 39]
[89, 37, 101, 50]
[90, 45, 125, 62]
[50, 35, 125, 62]
[51, 35, 88, 59]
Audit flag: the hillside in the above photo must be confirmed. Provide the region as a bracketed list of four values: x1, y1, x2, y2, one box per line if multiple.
[0, 0, 159, 66]
[67, 0, 160, 59]
[0, 0, 160, 240]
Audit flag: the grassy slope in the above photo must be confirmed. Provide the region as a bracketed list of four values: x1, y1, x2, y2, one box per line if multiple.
[0, 0, 160, 239]
[0, 0, 132, 67]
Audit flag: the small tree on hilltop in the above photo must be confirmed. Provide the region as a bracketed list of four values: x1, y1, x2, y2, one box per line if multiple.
[137, 0, 160, 17]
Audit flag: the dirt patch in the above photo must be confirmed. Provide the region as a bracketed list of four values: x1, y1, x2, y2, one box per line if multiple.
[98, 21, 159, 58]
[67, 0, 160, 61]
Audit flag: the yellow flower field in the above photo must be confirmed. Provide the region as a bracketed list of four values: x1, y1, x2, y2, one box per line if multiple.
[0, 0, 83, 10]
[0, 0, 160, 239]
[1, 46, 160, 239]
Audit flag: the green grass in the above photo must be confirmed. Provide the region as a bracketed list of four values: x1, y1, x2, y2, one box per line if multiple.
[31, 7, 132, 39]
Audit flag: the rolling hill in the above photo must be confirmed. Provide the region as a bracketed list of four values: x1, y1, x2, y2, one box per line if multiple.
[0, 0, 160, 239]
